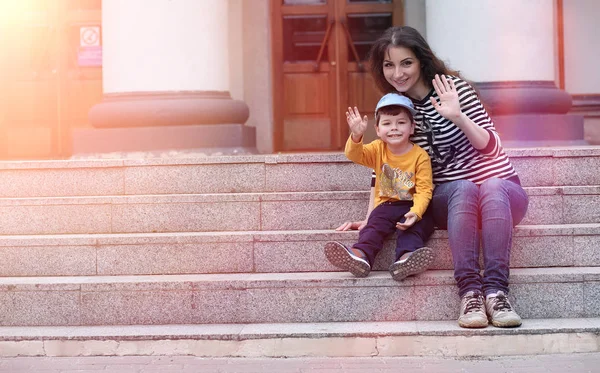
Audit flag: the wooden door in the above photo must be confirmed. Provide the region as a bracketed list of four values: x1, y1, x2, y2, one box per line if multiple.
[0, 0, 101, 159]
[271, 0, 404, 152]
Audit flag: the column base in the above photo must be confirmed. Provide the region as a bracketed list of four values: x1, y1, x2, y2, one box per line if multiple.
[493, 114, 586, 147]
[89, 91, 250, 128]
[71, 124, 257, 157]
[476, 81, 586, 145]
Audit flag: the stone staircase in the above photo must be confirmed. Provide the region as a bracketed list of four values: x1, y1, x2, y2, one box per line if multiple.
[0, 147, 599, 357]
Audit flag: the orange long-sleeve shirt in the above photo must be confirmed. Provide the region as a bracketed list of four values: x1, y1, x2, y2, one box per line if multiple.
[345, 137, 433, 219]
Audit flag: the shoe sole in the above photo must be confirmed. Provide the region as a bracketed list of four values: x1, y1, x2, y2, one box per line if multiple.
[458, 318, 489, 328]
[324, 241, 370, 278]
[389, 247, 434, 281]
[489, 318, 522, 328]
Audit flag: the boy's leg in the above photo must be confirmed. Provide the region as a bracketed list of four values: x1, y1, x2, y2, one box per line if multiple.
[353, 203, 404, 265]
[325, 203, 398, 277]
[389, 207, 436, 281]
[394, 207, 435, 259]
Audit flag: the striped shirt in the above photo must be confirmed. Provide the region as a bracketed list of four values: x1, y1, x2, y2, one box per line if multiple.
[408, 75, 519, 185]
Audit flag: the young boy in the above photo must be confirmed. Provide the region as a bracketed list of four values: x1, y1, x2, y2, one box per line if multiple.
[325, 93, 435, 281]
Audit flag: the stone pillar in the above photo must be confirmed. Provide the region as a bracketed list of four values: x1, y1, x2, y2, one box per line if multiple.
[75, 0, 256, 155]
[563, 0, 600, 144]
[425, 0, 584, 146]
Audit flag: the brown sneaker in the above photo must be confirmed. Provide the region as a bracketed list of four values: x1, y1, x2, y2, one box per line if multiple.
[388, 247, 434, 281]
[458, 290, 488, 328]
[324, 241, 370, 277]
[486, 291, 522, 327]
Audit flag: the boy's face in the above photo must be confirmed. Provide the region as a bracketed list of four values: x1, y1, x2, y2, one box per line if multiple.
[375, 109, 415, 147]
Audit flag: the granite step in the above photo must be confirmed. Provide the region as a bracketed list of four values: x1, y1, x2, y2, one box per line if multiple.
[0, 224, 598, 277]
[1, 318, 599, 357]
[0, 267, 598, 326]
[0, 186, 597, 235]
[0, 147, 598, 198]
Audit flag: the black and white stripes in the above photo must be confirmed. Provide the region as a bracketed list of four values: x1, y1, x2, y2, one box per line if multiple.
[409, 75, 518, 185]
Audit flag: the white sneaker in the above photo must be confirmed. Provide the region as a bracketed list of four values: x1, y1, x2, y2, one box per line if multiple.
[486, 291, 522, 327]
[458, 290, 488, 328]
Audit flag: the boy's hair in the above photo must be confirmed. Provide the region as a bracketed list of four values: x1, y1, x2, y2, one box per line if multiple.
[375, 105, 414, 126]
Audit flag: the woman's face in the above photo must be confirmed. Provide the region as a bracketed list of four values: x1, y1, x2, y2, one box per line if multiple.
[383, 46, 429, 100]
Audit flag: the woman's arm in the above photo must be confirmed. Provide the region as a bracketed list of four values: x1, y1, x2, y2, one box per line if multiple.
[452, 112, 490, 150]
[430, 74, 491, 151]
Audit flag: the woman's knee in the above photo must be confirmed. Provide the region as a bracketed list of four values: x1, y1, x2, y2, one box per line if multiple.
[480, 178, 506, 193]
[479, 178, 509, 202]
[447, 180, 479, 201]
[439, 180, 479, 217]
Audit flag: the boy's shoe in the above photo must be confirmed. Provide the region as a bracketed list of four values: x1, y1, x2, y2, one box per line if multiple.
[486, 291, 522, 327]
[458, 290, 488, 328]
[388, 247, 434, 281]
[324, 241, 371, 277]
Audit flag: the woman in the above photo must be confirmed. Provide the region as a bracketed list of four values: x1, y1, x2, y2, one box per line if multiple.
[338, 26, 529, 328]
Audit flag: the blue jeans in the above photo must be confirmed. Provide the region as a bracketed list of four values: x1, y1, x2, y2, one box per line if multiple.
[431, 178, 529, 297]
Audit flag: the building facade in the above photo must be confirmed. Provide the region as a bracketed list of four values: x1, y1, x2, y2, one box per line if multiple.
[0, 0, 598, 159]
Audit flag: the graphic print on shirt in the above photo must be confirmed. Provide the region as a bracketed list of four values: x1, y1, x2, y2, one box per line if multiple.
[380, 164, 414, 200]
[419, 115, 456, 169]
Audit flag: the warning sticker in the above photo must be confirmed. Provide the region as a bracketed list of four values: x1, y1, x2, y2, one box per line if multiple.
[80, 26, 100, 47]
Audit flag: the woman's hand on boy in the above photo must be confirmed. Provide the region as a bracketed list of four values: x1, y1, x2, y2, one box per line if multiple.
[335, 219, 367, 231]
[396, 212, 418, 231]
[346, 106, 368, 142]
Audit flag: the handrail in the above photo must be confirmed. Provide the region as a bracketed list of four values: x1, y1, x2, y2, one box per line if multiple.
[313, 19, 334, 72]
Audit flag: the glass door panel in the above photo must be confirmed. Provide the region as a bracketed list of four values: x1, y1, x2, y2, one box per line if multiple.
[284, 0, 326, 4]
[272, 0, 403, 151]
[283, 15, 329, 62]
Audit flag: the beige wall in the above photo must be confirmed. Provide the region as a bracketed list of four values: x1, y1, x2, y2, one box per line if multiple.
[230, 0, 273, 153]
[563, 0, 600, 94]
[426, 0, 556, 83]
[404, 0, 427, 38]
[242, 0, 273, 154]
[562, 0, 600, 144]
[229, 0, 244, 101]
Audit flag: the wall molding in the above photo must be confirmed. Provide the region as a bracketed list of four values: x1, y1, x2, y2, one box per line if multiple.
[571, 94, 600, 113]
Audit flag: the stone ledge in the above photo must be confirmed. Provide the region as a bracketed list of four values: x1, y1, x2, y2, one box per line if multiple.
[0, 223, 595, 247]
[1, 267, 598, 291]
[0, 146, 596, 170]
[0, 319, 598, 357]
[0, 185, 594, 206]
[0, 224, 597, 276]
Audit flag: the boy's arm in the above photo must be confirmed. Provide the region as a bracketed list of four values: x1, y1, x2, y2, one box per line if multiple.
[409, 151, 433, 219]
[344, 136, 378, 168]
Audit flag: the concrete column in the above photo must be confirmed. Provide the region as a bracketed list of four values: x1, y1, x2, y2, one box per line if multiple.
[425, 0, 584, 146]
[77, 0, 255, 155]
[563, 0, 600, 144]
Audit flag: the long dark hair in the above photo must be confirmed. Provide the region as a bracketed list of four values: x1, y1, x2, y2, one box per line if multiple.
[368, 26, 462, 94]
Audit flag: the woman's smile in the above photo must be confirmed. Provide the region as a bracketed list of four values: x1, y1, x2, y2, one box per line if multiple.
[383, 46, 430, 100]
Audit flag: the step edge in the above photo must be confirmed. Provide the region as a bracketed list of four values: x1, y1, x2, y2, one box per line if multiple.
[1, 318, 599, 341]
